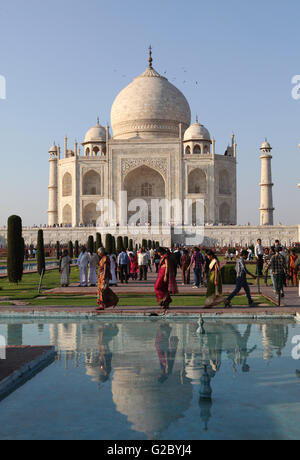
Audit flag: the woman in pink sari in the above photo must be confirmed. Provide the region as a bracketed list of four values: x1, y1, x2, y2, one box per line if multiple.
[155, 248, 178, 312]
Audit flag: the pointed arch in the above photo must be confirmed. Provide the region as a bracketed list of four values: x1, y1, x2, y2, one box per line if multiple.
[188, 169, 207, 194]
[62, 204, 72, 225]
[62, 173, 72, 197]
[83, 170, 101, 196]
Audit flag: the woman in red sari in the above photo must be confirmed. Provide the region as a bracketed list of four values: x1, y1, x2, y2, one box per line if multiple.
[155, 248, 178, 311]
[96, 248, 119, 311]
[129, 252, 139, 280]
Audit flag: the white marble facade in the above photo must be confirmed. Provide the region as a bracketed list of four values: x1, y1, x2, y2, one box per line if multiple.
[48, 51, 237, 235]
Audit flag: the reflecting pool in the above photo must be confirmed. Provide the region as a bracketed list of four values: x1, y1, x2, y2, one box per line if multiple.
[0, 318, 300, 440]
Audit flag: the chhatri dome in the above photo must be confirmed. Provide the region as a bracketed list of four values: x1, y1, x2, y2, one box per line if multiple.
[111, 47, 191, 139]
[184, 117, 211, 141]
[84, 118, 106, 143]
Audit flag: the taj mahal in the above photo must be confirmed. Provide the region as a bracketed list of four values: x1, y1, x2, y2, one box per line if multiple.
[48, 48, 237, 230]
[0, 49, 299, 247]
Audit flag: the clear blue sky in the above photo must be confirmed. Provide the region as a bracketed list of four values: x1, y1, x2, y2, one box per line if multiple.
[0, 0, 299, 226]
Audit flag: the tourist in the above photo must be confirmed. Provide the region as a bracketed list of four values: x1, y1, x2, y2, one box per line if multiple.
[96, 248, 119, 311]
[118, 249, 130, 284]
[138, 248, 148, 281]
[59, 249, 72, 287]
[267, 247, 287, 299]
[77, 247, 90, 287]
[225, 250, 256, 308]
[89, 249, 99, 287]
[154, 247, 178, 312]
[255, 239, 264, 277]
[109, 252, 118, 287]
[263, 248, 272, 286]
[147, 249, 152, 272]
[204, 250, 224, 308]
[288, 249, 298, 287]
[189, 247, 204, 289]
[128, 252, 138, 280]
[180, 249, 191, 285]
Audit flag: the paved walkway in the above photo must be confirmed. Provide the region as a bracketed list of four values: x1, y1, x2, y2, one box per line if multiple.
[44, 271, 300, 307]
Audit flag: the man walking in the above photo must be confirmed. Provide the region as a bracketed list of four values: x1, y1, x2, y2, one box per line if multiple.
[118, 249, 130, 284]
[189, 247, 204, 289]
[225, 250, 257, 308]
[267, 246, 287, 299]
[255, 239, 264, 277]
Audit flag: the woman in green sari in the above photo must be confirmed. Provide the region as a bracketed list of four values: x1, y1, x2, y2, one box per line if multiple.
[204, 250, 224, 308]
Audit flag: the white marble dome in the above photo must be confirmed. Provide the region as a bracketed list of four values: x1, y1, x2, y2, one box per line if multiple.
[111, 65, 191, 139]
[184, 120, 210, 141]
[84, 121, 106, 143]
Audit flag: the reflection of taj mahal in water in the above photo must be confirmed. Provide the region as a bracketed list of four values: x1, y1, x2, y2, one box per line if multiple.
[48, 49, 237, 230]
[46, 320, 289, 436]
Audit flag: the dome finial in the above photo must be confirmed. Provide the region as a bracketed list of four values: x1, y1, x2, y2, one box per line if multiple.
[148, 45, 153, 69]
[196, 115, 199, 123]
[97, 117, 100, 125]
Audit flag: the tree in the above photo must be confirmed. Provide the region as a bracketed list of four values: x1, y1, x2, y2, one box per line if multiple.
[74, 241, 79, 258]
[129, 239, 134, 252]
[37, 229, 46, 276]
[142, 239, 147, 249]
[96, 233, 102, 251]
[7, 215, 24, 283]
[56, 241, 60, 260]
[87, 236, 94, 254]
[148, 240, 152, 250]
[117, 236, 124, 253]
[124, 236, 129, 250]
[105, 234, 113, 255]
[68, 241, 74, 258]
[112, 236, 116, 254]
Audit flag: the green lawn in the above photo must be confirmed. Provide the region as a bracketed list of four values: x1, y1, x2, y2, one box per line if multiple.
[0, 268, 80, 300]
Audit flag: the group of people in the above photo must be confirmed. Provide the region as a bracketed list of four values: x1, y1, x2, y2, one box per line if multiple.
[58, 239, 300, 313]
[255, 239, 299, 298]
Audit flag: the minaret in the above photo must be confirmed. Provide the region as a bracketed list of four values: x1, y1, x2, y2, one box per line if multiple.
[259, 139, 274, 226]
[48, 143, 58, 226]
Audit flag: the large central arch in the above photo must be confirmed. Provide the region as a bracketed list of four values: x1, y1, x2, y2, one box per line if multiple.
[123, 165, 166, 225]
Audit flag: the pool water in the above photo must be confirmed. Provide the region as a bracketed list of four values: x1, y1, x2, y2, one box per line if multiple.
[0, 318, 300, 440]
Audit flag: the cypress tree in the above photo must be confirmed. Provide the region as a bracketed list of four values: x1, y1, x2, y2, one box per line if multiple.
[148, 240, 152, 250]
[96, 233, 102, 251]
[87, 236, 94, 254]
[142, 239, 147, 249]
[117, 236, 124, 253]
[124, 236, 129, 250]
[74, 240, 79, 258]
[105, 234, 113, 255]
[129, 239, 134, 252]
[68, 241, 74, 258]
[7, 215, 24, 283]
[56, 241, 60, 260]
[37, 229, 46, 276]
[112, 236, 116, 254]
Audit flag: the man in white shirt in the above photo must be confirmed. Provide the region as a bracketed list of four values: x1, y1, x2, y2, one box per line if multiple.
[255, 239, 264, 276]
[138, 249, 149, 281]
